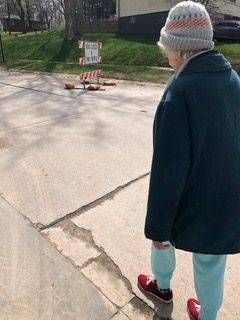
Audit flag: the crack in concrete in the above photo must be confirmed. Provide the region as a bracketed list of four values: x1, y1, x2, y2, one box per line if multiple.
[108, 296, 158, 320]
[0, 81, 81, 99]
[42, 224, 122, 310]
[122, 296, 156, 318]
[109, 311, 131, 320]
[40, 172, 150, 231]
[41, 227, 89, 272]
[84, 252, 134, 294]
[59, 219, 102, 253]
[42, 218, 136, 310]
[39, 172, 149, 305]
[34, 222, 45, 231]
[40, 227, 120, 312]
[108, 311, 119, 320]
[43, 219, 134, 295]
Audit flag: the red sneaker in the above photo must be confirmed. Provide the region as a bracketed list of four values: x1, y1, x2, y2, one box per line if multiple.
[187, 299, 201, 320]
[137, 274, 173, 303]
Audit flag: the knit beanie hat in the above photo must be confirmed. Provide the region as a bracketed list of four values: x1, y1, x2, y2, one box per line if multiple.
[158, 1, 214, 51]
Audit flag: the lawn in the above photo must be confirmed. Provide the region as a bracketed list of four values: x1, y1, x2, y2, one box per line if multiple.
[0, 30, 239, 83]
[2, 59, 172, 83]
[0, 31, 167, 66]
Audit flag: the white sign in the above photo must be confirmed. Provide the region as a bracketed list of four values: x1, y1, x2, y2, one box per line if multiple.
[85, 42, 99, 65]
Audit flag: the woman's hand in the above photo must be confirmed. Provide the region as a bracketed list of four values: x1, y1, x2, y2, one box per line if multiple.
[153, 241, 171, 250]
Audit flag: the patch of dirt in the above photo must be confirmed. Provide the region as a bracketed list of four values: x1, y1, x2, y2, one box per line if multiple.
[0, 137, 11, 150]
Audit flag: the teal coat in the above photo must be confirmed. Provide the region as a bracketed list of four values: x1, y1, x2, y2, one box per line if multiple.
[145, 51, 240, 254]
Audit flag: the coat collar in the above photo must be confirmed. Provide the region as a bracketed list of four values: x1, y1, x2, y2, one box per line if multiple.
[175, 49, 213, 79]
[176, 50, 231, 79]
[163, 50, 232, 95]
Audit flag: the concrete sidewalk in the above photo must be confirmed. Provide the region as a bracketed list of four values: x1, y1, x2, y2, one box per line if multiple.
[0, 197, 117, 320]
[0, 69, 239, 320]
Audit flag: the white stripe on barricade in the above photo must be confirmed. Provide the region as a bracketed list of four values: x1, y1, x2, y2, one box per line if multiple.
[78, 41, 85, 49]
[79, 58, 86, 66]
[79, 70, 102, 82]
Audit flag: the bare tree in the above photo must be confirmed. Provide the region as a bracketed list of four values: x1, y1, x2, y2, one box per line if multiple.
[1, 0, 66, 33]
[33, 0, 55, 30]
[25, 0, 35, 31]
[61, 0, 116, 39]
[6, 0, 12, 34]
[0, 0, 19, 34]
[198, 0, 212, 6]
[0, 0, 5, 17]
[63, 0, 77, 40]
[194, 0, 225, 21]
[52, 0, 83, 40]
[83, 0, 116, 22]
[53, 0, 65, 15]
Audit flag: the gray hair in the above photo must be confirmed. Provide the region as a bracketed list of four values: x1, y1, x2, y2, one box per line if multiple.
[158, 43, 204, 61]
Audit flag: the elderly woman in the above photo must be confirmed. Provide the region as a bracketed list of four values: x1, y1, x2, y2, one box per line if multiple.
[138, 1, 240, 320]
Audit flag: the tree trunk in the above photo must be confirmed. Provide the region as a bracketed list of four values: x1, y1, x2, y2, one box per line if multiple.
[64, 0, 83, 40]
[6, 0, 11, 34]
[204, 0, 211, 7]
[76, 0, 84, 29]
[20, 11, 26, 33]
[25, 0, 32, 31]
[64, 0, 77, 40]
[15, 0, 27, 33]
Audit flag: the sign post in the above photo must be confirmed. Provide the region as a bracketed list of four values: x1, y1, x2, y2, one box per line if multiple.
[65, 40, 114, 92]
[78, 40, 102, 90]
[0, 34, 5, 64]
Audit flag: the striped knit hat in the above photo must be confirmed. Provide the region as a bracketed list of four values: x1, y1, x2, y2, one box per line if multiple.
[158, 1, 214, 51]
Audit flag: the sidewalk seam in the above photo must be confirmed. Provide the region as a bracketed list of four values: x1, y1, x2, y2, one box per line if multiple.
[108, 311, 131, 320]
[40, 172, 150, 231]
[0, 194, 38, 229]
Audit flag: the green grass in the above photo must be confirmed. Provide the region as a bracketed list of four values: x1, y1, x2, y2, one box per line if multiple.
[215, 42, 240, 63]
[0, 30, 167, 66]
[0, 30, 239, 82]
[2, 59, 173, 84]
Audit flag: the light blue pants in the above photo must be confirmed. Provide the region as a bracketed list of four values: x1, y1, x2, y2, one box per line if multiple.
[151, 244, 227, 320]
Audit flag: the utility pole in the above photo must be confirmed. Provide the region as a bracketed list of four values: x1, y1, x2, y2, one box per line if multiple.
[0, 34, 5, 64]
[117, 0, 120, 19]
[117, 0, 120, 33]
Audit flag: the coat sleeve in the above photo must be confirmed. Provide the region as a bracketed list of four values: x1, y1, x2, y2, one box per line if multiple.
[145, 99, 191, 242]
